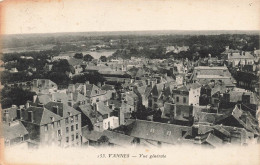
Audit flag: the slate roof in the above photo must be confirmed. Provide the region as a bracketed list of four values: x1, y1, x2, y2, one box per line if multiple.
[124, 119, 192, 144]
[228, 51, 255, 59]
[82, 126, 103, 141]
[229, 91, 258, 104]
[107, 100, 122, 109]
[96, 101, 113, 116]
[3, 121, 28, 140]
[85, 84, 106, 98]
[79, 104, 103, 122]
[103, 130, 134, 147]
[37, 94, 52, 104]
[44, 101, 80, 118]
[24, 106, 61, 125]
[204, 133, 223, 147]
[217, 105, 259, 135]
[68, 58, 85, 66]
[101, 84, 115, 91]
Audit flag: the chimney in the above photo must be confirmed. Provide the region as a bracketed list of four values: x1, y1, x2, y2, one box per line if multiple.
[4, 110, 10, 123]
[93, 103, 99, 112]
[51, 94, 56, 102]
[242, 94, 250, 104]
[118, 107, 125, 125]
[69, 84, 75, 93]
[16, 109, 21, 120]
[69, 92, 73, 100]
[83, 84, 87, 96]
[169, 103, 176, 123]
[28, 111, 33, 122]
[223, 93, 230, 103]
[25, 102, 30, 109]
[33, 95, 37, 103]
[37, 103, 44, 107]
[85, 81, 90, 85]
[189, 104, 194, 117]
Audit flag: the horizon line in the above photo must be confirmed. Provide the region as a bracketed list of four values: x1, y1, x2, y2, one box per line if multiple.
[3, 29, 260, 36]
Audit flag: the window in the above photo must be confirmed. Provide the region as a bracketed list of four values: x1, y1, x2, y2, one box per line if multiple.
[176, 96, 179, 102]
[183, 97, 187, 103]
[76, 133, 79, 139]
[66, 137, 69, 143]
[75, 115, 78, 122]
[65, 118, 69, 124]
[51, 122, 54, 129]
[66, 127, 69, 133]
[58, 130, 61, 136]
[44, 125, 48, 132]
[57, 121, 61, 127]
[71, 135, 74, 141]
[76, 124, 78, 130]
[71, 125, 74, 131]
[70, 116, 74, 123]
[182, 131, 187, 137]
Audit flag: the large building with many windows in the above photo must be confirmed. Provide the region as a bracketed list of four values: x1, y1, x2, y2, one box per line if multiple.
[20, 101, 82, 148]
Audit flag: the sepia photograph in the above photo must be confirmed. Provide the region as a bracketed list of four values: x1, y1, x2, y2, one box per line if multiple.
[0, 0, 259, 164]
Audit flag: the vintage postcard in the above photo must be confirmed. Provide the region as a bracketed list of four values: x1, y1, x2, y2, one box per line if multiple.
[0, 0, 260, 164]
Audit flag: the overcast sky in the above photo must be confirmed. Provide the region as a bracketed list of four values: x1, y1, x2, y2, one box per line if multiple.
[1, 0, 260, 34]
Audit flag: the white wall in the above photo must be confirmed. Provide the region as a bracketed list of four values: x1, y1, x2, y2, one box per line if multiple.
[103, 116, 119, 130]
[189, 88, 201, 106]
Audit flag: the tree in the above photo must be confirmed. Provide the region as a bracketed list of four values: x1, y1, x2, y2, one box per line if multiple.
[0, 87, 36, 108]
[83, 54, 94, 62]
[47, 72, 71, 88]
[52, 59, 71, 73]
[72, 72, 105, 85]
[99, 56, 107, 62]
[74, 53, 83, 59]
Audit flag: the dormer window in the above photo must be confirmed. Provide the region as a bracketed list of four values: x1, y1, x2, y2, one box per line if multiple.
[50, 117, 54, 122]
[150, 128, 155, 133]
[44, 125, 48, 132]
[68, 112, 71, 116]
[166, 131, 171, 136]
